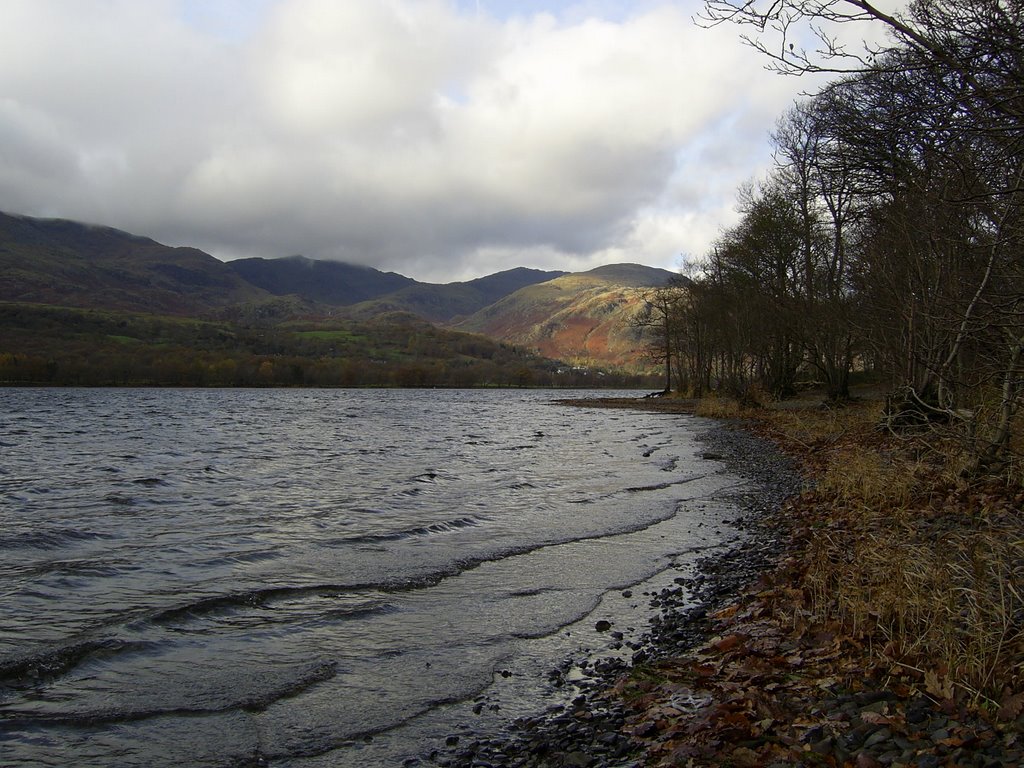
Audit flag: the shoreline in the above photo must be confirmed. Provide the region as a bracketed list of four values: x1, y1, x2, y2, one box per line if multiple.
[423, 396, 1023, 767]
[422, 400, 802, 767]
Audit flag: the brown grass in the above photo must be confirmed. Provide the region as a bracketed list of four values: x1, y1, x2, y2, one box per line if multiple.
[694, 395, 750, 419]
[754, 398, 1024, 707]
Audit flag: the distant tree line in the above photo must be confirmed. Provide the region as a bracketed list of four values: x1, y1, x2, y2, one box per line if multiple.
[642, 0, 1022, 470]
[0, 303, 658, 390]
[0, 349, 644, 388]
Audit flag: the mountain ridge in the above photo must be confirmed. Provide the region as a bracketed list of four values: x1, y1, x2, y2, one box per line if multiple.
[0, 211, 267, 314]
[0, 210, 670, 372]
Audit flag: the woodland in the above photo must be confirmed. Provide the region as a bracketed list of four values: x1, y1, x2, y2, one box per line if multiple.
[638, 0, 1023, 474]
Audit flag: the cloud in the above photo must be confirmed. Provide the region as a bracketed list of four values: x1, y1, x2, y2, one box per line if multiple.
[0, 0, 822, 281]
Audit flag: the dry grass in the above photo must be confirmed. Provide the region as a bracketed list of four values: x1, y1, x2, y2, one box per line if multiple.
[815, 445, 922, 507]
[754, 398, 1024, 707]
[694, 395, 750, 419]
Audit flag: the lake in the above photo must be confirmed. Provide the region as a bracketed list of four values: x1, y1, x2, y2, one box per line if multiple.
[0, 388, 749, 766]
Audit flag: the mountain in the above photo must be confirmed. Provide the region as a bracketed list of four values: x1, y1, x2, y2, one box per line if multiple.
[226, 255, 416, 306]
[0, 210, 671, 378]
[452, 264, 676, 370]
[0, 212, 558, 319]
[345, 267, 567, 323]
[0, 211, 267, 314]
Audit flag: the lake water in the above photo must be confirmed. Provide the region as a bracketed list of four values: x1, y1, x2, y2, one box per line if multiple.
[0, 388, 750, 767]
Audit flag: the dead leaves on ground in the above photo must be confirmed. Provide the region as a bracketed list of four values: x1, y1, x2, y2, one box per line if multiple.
[618, 558, 1019, 767]
[621, 571, 836, 762]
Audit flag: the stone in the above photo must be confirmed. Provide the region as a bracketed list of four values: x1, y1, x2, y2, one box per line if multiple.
[863, 727, 893, 748]
[562, 751, 591, 767]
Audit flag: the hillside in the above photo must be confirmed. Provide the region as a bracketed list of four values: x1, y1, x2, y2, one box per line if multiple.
[452, 264, 675, 370]
[344, 267, 567, 323]
[0, 302, 658, 388]
[227, 255, 416, 306]
[0, 212, 268, 314]
[0, 212, 559, 321]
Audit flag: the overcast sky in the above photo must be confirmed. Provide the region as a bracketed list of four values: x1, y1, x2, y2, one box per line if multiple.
[1, 0, 847, 282]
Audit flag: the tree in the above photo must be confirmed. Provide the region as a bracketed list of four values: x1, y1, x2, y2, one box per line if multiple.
[702, 0, 1024, 467]
[632, 282, 687, 393]
[773, 100, 860, 399]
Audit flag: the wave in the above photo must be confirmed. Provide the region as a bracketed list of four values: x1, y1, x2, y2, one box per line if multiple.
[0, 638, 156, 690]
[328, 516, 483, 546]
[20, 557, 131, 579]
[0, 496, 686, 718]
[0, 527, 117, 551]
[1, 590, 380, 691]
[147, 586, 393, 626]
[624, 473, 708, 493]
[0, 659, 338, 725]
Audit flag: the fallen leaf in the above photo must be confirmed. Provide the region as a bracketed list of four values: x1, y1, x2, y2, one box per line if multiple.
[729, 746, 760, 766]
[924, 669, 954, 700]
[998, 690, 1024, 721]
[815, 676, 841, 690]
[712, 634, 744, 653]
[860, 711, 892, 726]
[692, 664, 717, 678]
[712, 604, 739, 620]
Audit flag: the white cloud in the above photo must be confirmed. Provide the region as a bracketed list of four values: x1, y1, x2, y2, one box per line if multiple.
[0, 0, 831, 281]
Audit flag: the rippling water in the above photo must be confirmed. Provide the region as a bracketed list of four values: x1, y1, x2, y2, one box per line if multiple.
[0, 388, 748, 766]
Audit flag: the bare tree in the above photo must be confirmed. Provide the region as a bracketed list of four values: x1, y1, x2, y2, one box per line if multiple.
[631, 281, 687, 393]
[700, 0, 1024, 468]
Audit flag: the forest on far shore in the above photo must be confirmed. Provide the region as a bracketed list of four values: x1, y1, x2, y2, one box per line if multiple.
[0, 302, 658, 389]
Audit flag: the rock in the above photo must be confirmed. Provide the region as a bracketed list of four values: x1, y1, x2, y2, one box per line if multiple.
[906, 701, 933, 724]
[801, 725, 826, 744]
[562, 751, 591, 767]
[863, 726, 893, 748]
[632, 720, 659, 737]
[594, 620, 612, 632]
[811, 736, 836, 755]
